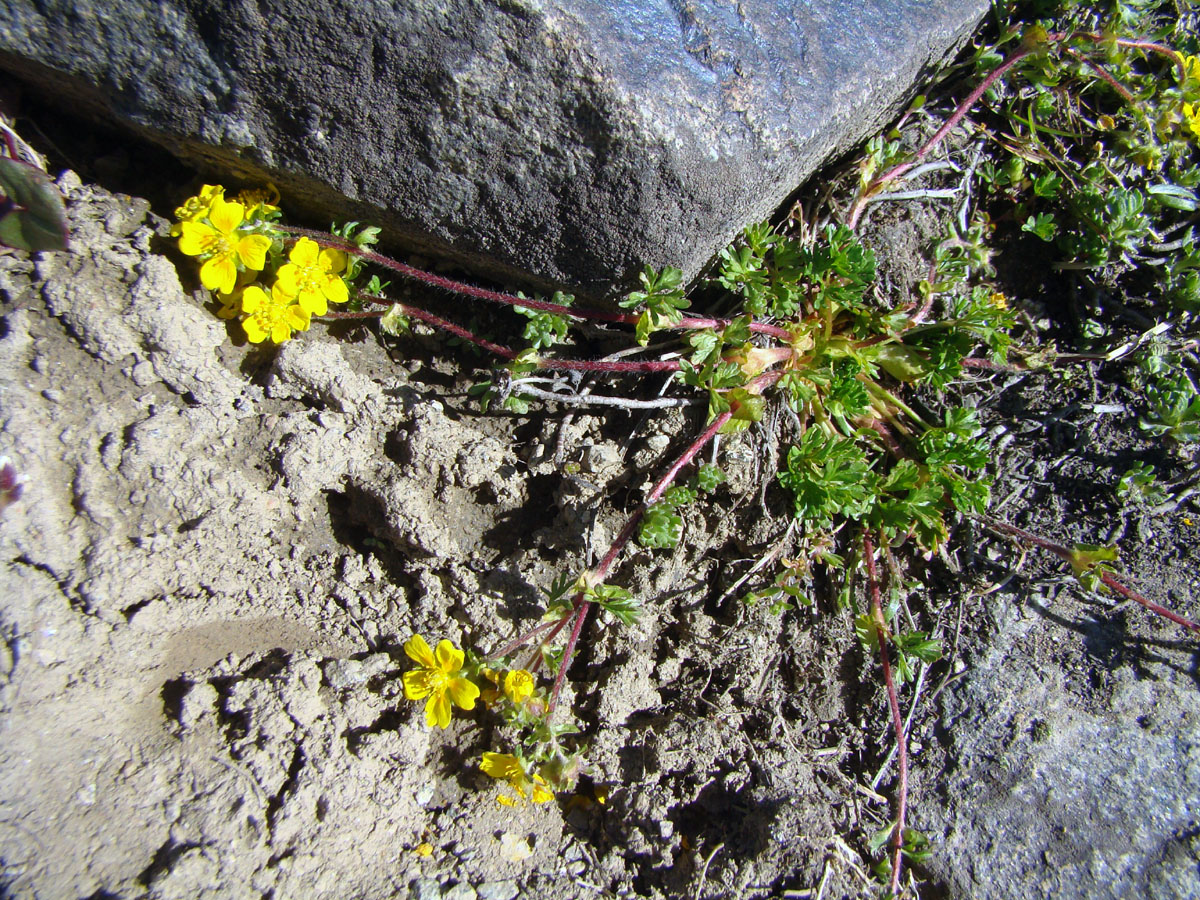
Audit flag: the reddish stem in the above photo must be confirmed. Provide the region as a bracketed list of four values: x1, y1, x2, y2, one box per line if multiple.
[848, 30, 1176, 230]
[976, 514, 1200, 634]
[848, 46, 1035, 229]
[488, 618, 563, 662]
[379, 302, 519, 360]
[548, 599, 589, 714]
[863, 531, 908, 897]
[1065, 48, 1135, 101]
[285, 226, 791, 340]
[536, 357, 681, 374]
[546, 409, 735, 713]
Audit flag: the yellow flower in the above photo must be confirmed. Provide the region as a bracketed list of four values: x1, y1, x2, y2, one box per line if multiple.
[503, 669, 535, 704]
[480, 753, 554, 804]
[178, 197, 273, 295]
[402, 635, 480, 728]
[275, 237, 349, 316]
[1184, 102, 1200, 140]
[171, 184, 225, 236]
[240, 282, 311, 344]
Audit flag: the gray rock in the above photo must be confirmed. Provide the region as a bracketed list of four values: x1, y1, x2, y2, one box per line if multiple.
[914, 608, 1200, 899]
[0, 0, 988, 296]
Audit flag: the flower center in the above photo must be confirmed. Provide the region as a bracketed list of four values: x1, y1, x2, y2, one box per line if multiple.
[204, 233, 231, 258]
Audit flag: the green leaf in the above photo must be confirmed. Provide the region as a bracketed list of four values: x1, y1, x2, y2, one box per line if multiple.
[778, 429, 877, 528]
[638, 503, 683, 549]
[1068, 543, 1118, 591]
[718, 388, 765, 433]
[895, 631, 941, 663]
[695, 464, 725, 493]
[854, 612, 880, 651]
[0, 158, 69, 252]
[1021, 212, 1058, 241]
[586, 582, 641, 625]
[1117, 462, 1166, 505]
[1147, 183, 1198, 212]
[660, 484, 697, 508]
[874, 343, 929, 383]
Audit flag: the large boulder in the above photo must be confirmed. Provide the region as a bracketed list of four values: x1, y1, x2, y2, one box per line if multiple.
[0, 0, 988, 296]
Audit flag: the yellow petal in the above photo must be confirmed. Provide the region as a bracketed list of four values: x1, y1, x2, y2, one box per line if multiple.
[402, 669, 433, 700]
[287, 305, 311, 332]
[240, 285, 267, 314]
[208, 197, 245, 235]
[497, 794, 517, 807]
[178, 221, 217, 257]
[200, 255, 238, 294]
[297, 287, 328, 317]
[322, 275, 349, 305]
[270, 321, 293, 344]
[243, 317, 268, 343]
[434, 640, 464, 673]
[503, 670, 534, 703]
[447, 676, 480, 711]
[403, 635, 437, 668]
[319, 248, 347, 274]
[426, 691, 452, 728]
[289, 236, 320, 265]
[531, 783, 554, 804]
[275, 263, 302, 295]
[238, 234, 272, 271]
[481, 753, 522, 780]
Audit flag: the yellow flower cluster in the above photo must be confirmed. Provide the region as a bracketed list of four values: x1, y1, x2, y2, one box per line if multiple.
[173, 184, 351, 344]
[401, 635, 563, 803]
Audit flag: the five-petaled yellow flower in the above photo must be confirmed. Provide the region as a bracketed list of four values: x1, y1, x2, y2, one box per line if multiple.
[178, 197, 272, 295]
[276, 236, 349, 316]
[480, 752, 554, 804]
[240, 282, 310, 344]
[402, 635, 480, 728]
[503, 669, 535, 704]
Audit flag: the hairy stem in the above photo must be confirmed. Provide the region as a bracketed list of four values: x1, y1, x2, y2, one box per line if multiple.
[285, 225, 791, 339]
[535, 357, 682, 374]
[976, 514, 1200, 634]
[332, 299, 519, 360]
[847, 47, 1035, 228]
[863, 531, 908, 897]
[546, 409, 735, 713]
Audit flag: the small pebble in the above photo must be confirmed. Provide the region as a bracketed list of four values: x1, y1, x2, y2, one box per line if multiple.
[476, 882, 519, 900]
[129, 361, 157, 387]
[409, 877, 441, 900]
[442, 885, 477, 900]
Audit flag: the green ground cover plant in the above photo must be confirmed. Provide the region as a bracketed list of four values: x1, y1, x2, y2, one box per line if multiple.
[143, 0, 1200, 895]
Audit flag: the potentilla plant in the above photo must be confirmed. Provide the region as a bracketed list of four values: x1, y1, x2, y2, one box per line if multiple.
[168, 5, 1200, 896]
[173, 182, 1197, 899]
